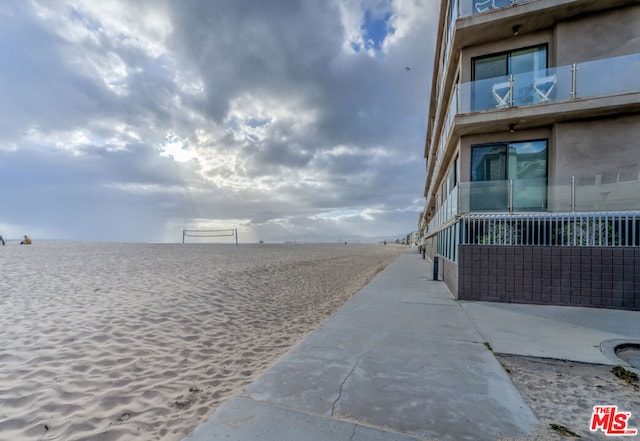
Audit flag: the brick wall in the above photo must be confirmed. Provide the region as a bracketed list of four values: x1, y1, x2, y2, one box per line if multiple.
[458, 245, 640, 310]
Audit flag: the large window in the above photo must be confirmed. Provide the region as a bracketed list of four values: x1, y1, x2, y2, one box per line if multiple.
[473, 45, 547, 80]
[471, 45, 548, 110]
[470, 140, 548, 211]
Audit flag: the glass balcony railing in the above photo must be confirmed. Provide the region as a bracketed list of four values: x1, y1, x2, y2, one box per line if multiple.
[458, 0, 531, 18]
[427, 186, 459, 234]
[457, 53, 640, 114]
[457, 174, 640, 215]
[576, 54, 640, 98]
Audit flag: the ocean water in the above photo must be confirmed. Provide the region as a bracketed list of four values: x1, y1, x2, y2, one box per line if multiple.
[0, 241, 404, 441]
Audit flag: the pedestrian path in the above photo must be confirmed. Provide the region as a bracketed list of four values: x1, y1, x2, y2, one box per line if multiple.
[461, 301, 640, 366]
[182, 250, 537, 441]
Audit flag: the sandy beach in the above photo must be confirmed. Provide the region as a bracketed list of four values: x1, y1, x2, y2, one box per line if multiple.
[498, 355, 640, 441]
[0, 242, 405, 441]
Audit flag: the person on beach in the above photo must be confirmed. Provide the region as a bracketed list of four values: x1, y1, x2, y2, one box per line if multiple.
[20, 235, 32, 245]
[0, 235, 5, 246]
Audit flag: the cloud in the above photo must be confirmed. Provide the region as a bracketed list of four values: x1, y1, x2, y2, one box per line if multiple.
[0, 0, 437, 242]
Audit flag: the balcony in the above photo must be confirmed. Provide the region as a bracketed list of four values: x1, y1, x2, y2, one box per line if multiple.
[458, 173, 640, 214]
[427, 186, 458, 235]
[459, 0, 530, 18]
[424, 162, 640, 252]
[424, 53, 640, 226]
[458, 53, 640, 114]
[428, 53, 640, 181]
[439, 0, 637, 89]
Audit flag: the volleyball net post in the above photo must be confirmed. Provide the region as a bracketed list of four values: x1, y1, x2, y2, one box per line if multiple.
[182, 228, 238, 244]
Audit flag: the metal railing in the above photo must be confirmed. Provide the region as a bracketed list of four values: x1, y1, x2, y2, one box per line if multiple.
[460, 212, 640, 247]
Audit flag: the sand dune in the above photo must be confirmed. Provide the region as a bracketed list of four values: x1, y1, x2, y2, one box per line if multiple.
[0, 242, 405, 440]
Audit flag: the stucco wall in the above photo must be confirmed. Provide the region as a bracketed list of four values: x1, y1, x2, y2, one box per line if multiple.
[554, 114, 640, 179]
[555, 4, 640, 65]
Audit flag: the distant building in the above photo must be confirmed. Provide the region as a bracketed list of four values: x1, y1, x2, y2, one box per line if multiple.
[419, 0, 640, 310]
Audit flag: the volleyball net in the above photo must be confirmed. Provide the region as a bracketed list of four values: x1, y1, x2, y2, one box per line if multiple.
[182, 228, 238, 244]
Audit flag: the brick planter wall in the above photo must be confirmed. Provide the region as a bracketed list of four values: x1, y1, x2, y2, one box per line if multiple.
[458, 245, 640, 310]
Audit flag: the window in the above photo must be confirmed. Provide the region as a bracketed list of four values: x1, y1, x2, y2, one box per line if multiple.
[473, 45, 547, 80]
[447, 154, 458, 192]
[470, 140, 548, 211]
[471, 45, 548, 110]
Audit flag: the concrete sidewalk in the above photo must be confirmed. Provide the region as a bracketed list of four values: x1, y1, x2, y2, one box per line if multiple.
[182, 249, 640, 441]
[461, 300, 640, 367]
[183, 250, 539, 441]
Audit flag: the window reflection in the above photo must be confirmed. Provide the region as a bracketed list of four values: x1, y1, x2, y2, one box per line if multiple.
[470, 140, 548, 211]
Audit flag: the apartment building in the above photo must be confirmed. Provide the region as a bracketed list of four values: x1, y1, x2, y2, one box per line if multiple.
[419, 0, 640, 310]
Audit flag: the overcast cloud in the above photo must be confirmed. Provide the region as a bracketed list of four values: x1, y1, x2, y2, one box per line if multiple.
[0, 0, 437, 243]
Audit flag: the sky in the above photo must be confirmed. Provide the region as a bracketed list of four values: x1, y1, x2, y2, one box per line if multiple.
[0, 0, 437, 243]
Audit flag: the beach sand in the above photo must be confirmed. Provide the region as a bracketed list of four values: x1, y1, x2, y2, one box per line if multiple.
[498, 355, 640, 440]
[3, 243, 636, 441]
[0, 242, 405, 441]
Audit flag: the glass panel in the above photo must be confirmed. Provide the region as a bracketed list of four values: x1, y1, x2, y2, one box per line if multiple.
[447, 166, 456, 195]
[508, 47, 546, 106]
[459, 0, 473, 16]
[546, 177, 573, 212]
[509, 46, 546, 75]
[468, 180, 510, 211]
[460, 0, 534, 17]
[470, 144, 509, 211]
[512, 178, 548, 211]
[509, 140, 547, 211]
[471, 144, 507, 181]
[458, 182, 471, 213]
[576, 53, 640, 98]
[471, 45, 547, 109]
[511, 65, 573, 106]
[507, 140, 547, 180]
[471, 0, 510, 14]
[574, 173, 640, 211]
[460, 74, 511, 112]
[461, 173, 640, 214]
[460, 55, 639, 113]
[511, 71, 535, 106]
[474, 54, 507, 80]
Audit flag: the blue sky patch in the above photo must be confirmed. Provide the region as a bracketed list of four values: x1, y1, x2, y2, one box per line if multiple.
[362, 9, 394, 52]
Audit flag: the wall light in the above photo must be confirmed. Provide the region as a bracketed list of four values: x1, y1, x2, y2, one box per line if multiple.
[512, 25, 521, 35]
[509, 124, 515, 133]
